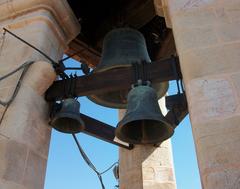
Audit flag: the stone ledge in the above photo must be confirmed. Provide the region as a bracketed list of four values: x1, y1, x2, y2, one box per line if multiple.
[0, 0, 80, 43]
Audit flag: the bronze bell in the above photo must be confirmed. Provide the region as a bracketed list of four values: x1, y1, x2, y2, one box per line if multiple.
[115, 85, 174, 144]
[87, 28, 168, 109]
[50, 98, 85, 134]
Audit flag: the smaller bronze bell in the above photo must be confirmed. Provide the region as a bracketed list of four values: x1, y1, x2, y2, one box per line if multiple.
[50, 98, 85, 134]
[116, 85, 174, 144]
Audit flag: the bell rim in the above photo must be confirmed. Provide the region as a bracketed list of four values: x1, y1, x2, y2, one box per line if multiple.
[50, 112, 85, 134]
[87, 81, 169, 109]
[87, 95, 127, 109]
[116, 114, 174, 144]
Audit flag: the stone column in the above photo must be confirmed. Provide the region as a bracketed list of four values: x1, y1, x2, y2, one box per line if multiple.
[119, 98, 176, 189]
[0, 1, 80, 189]
[161, 0, 240, 188]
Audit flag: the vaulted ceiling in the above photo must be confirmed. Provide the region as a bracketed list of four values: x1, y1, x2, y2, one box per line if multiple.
[66, 0, 176, 67]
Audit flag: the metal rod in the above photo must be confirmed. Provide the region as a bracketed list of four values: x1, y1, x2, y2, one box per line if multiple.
[64, 67, 82, 70]
[60, 49, 86, 62]
[80, 113, 133, 150]
[3, 28, 56, 64]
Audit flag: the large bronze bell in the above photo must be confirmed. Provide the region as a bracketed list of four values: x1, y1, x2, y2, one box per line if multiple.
[115, 85, 174, 144]
[50, 98, 85, 134]
[87, 28, 168, 109]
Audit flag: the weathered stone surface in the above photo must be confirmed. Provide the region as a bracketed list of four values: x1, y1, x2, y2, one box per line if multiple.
[120, 166, 143, 189]
[0, 106, 6, 122]
[173, 8, 217, 29]
[230, 72, 240, 99]
[3, 140, 28, 184]
[174, 26, 218, 52]
[179, 43, 240, 82]
[23, 61, 56, 95]
[0, 139, 8, 179]
[23, 150, 47, 189]
[160, 0, 240, 188]
[186, 76, 239, 124]
[142, 145, 174, 167]
[0, 70, 53, 159]
[216, 22, 240, 42]
[203, 170, 240, 189]
[143, 182, 176, 189]
[0, 0, 80, 189]
[0, 178, 27, 189]
[0, 0, 80, 44]
[193, 116, 240, 163]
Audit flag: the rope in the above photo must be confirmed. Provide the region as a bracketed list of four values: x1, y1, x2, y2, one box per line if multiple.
[0, 61, 34, 106]
[0, 61, 34, 126]
[132, 62, 139, 84]
[132, 61, 151, 87]
[3, 28, 56, 65]
[100, 162, 118, 175]
[1, 28, 71, 78]
[72, 134, 118, 189]
[0, 61, 34, 82]
[72, 133, 105, 189]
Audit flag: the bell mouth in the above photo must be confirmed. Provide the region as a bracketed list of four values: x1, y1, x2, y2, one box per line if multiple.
[50, 113, 85, 134]
[116, 117, 174, 144]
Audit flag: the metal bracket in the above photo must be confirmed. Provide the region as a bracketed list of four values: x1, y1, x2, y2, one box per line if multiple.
[47, 56, 188, 149]
[80, 113, 133, 150]
[165, 93, 188, 128]
[45, 56, 182, 101]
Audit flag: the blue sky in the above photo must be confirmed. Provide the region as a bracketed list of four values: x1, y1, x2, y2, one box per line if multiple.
[44, 58, 202, 189]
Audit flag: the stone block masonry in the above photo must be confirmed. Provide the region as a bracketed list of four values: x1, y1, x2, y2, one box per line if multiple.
[160, 0, 240, 188]
[0, 1, 80, 188]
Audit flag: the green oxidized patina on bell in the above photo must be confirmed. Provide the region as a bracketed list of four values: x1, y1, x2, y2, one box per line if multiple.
[87, 28, 168, 109]
[116, 85, 174, 144]
[50, 98, 85, 133]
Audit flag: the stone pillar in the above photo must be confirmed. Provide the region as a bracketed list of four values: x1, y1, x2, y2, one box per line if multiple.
[0, 1, 80, 189]
[162, 0, 240, 188]
[119, 98, 176, 189]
